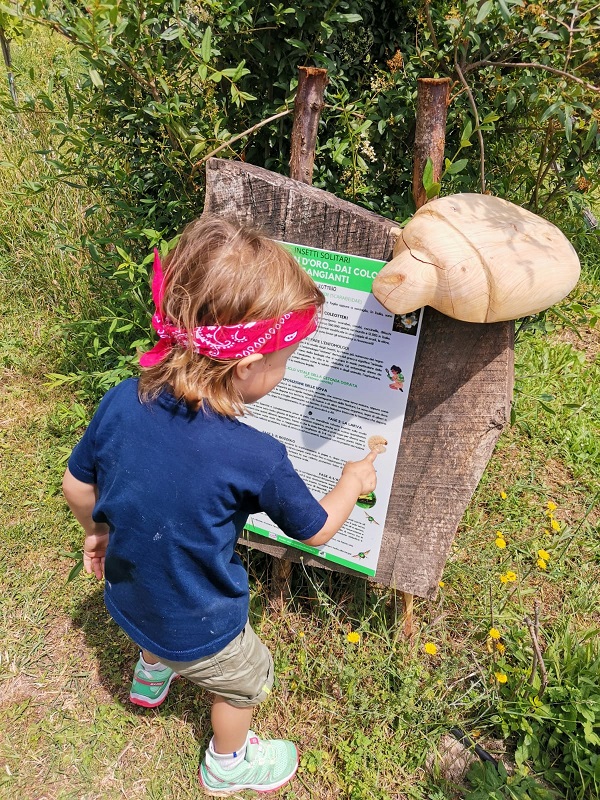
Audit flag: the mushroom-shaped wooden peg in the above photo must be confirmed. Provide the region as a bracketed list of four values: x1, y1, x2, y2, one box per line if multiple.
[372, 194, 580, 323]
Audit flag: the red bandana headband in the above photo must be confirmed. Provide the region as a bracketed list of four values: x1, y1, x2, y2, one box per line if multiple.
[139, 249, 318, 366]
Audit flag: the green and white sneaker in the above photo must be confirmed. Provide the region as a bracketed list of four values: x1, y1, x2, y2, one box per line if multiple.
[199, 732, 299, 796]
[129, 657, 178, 708]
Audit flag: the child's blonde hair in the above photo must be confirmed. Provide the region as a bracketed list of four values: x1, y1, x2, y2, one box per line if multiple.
[138, 215, 325, 416]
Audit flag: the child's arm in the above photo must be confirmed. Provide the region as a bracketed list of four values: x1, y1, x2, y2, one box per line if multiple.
[303, 451, 378, 547]
[62, 468, 110, 580]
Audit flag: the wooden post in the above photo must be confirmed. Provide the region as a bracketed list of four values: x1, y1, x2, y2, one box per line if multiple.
[402, 592, 414, 638]
[271, 66, 328, 605]
[412, 77, 450, 209]
[403, 76, 450, 636]
[289, 66, 328, 185]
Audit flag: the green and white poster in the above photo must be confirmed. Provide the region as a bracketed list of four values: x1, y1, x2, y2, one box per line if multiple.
[243, 242, 423, 576]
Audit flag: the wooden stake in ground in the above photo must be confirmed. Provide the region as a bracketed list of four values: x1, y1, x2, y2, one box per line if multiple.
[412, 78, 450, 209]
[271, 66, 328, 604]
[402, 76, 450, 636]
[289, 66, 328, 185]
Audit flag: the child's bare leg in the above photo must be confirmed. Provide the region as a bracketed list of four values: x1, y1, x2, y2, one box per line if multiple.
[200, 692, 298, 794]
[211, 695, 253, 753]
[141, 649, 160, 665]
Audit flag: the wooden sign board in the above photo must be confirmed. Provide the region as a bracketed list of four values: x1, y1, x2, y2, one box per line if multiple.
[204, 158, 514, 598]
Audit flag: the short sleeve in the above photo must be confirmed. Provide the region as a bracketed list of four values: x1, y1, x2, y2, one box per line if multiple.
[258, 453, 327, 541]
[67, 385, 117, 484]
[67, 419, 99, 484]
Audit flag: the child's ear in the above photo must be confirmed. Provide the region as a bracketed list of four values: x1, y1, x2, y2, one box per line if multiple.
[234, 353, 264, 382]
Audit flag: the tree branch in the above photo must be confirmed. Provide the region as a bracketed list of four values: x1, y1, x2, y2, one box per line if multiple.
[0, 27, 17, 104]
[525, 611, 548, 699]
[531, 120, 555, 210]
[454, 50, 486, 192]
[424, 0, 439, 51]
[474, 60, 600, 94]
[191, 109, 293, 174]
[565, 2, 579, 70]
[463, 36, 529, 73]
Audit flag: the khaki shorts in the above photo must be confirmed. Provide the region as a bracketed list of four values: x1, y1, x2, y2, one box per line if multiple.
[158, 621, 274, 708]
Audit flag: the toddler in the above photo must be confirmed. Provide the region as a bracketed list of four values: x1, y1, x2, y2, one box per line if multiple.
[63, 215, 377, 796]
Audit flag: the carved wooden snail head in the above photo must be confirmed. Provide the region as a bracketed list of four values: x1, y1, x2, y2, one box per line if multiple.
[372, 194, 580, 323]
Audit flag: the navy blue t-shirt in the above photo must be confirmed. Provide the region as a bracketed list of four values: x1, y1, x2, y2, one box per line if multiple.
[68, 378, 327, 661]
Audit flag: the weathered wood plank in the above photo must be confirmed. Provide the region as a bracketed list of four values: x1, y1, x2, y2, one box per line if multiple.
[204, 157, 514, 598]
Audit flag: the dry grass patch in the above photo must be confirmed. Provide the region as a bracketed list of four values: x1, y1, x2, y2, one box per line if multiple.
[556, 324, 600, 362]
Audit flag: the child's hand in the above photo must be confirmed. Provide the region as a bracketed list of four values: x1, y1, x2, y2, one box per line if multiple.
[83, 532, 109, 580]
[342, 450, 378, 497]
[307, 451, 379, 546]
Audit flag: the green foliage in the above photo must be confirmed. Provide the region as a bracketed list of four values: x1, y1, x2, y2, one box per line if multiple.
[465, 760, 558, 800]
[1, 0, 598, 401]
[2, 26, 600, 800]
[11, 0, 599, 222]
[422, 157, 441, 200]
[491, 627, 600, 800]
[13, 0, 411, 229]
[0, 2, 26, 41]
[61, 548, 84, 582]
[419, 0, 600, 206]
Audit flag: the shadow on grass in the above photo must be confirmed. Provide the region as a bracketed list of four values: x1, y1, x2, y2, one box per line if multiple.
[71, 584, 212, 748]
[243, 547, 405, 632]
[70, 550, 404, 762]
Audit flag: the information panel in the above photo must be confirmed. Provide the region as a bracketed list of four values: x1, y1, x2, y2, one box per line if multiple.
[243, 243, 422, 576]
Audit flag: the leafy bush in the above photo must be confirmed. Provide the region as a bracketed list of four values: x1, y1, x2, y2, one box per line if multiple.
[492, 627, 600, 800]
[11, 0, 599, 227]
[1, 0, 598, 403]
[465, 760, 558, 800]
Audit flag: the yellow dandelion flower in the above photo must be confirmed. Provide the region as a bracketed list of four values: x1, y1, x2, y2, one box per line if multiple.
[439, 580, 445, 588]
[506, 571, 517, 582]
[496, 530, 505, 539]
[500, 574, 509, 584]
[495, 672, 508, 684]
[495, 538, 507, 549]
[298, 631, 305, 638]
[547, 501, 557, 512]
[489, 628, 501, 640]
[538, 549, 550, 561]
[551, 518, 561, 531]
[424, 642, 438, 655]
[500, 491, 507, 500]
[346, 631, 360, 644]
[537, 558, 548, 570]
[496, 642, 506, 653]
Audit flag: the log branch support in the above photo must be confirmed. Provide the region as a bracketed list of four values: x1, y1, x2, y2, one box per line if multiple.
[412, 77, 451, 208]
[289, 66, 328, 184]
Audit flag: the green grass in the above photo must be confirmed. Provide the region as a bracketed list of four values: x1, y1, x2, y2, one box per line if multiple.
[1, 25, 600, 800]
